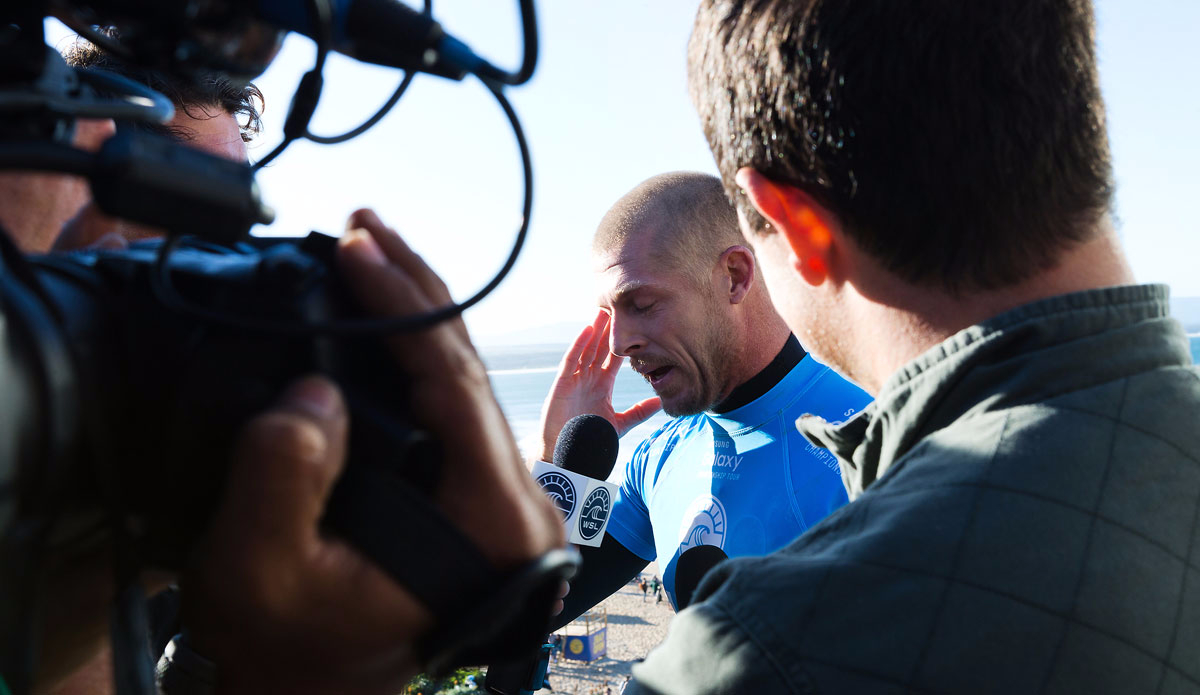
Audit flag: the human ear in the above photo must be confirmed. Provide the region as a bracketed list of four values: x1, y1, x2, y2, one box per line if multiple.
[735, 168, 837, 286]
[717, 245, 756, 304]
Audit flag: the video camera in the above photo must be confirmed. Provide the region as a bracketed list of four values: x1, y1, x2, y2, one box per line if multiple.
[0, 2, 576, 692]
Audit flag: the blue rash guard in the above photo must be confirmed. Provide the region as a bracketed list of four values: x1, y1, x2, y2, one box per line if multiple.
[605, 347, 871, 608]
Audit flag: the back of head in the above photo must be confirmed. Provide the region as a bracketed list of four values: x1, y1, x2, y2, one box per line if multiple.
[688, 0, 1113, 294]
[593, 171, 745, 283]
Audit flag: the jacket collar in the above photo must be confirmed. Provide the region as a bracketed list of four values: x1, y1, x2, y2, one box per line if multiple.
[798, 284, 1187, 499]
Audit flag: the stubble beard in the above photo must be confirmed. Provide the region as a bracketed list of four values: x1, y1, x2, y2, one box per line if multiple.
[658, 317, 737, 417]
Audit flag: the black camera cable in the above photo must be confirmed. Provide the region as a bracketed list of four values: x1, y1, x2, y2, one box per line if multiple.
[303, 0, 431, 146]
[251, 0, 335, 171]
[149, 74, 532, 337]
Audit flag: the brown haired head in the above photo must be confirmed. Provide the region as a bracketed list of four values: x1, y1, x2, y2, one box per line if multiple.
[63, 35, 264, 144]
[688, 0, 1113, 294]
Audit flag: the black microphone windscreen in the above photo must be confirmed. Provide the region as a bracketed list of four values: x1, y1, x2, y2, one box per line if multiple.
[552, 414, 619, 481]
[674, 544, 729, 611]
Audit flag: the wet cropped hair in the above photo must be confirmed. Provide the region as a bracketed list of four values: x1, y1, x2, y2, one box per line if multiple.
[594, 172, 748, 285]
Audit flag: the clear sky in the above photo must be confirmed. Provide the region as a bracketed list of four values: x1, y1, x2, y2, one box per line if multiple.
[48, 1, 1200, 343]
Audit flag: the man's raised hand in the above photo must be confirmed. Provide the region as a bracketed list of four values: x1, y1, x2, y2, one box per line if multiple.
[534, 309, 661, 462]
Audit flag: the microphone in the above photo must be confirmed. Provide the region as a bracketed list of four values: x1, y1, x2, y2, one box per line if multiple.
[673, 545, 728, 611]
[532, 415, 620, 548]
[552, 413, 620, 479]
[256, 0, 484, 80]
[487, 415, 620, 694]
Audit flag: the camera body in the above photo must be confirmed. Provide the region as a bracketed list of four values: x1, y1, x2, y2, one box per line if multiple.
[1, 232, 569, 680]
[12, 233, 431, 568]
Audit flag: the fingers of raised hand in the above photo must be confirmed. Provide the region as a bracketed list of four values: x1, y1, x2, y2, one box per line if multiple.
[559, 322, 597, 378]
[557, 310, 613, 381]
[615, 396, 662, 436]
[583, 311, 612, 369]
[600, 349, 624, 373]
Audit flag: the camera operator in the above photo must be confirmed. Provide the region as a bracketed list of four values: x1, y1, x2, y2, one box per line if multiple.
[0, 37, 263, 254]
[52, 37, 265, 251]
[1, 6, 578, 691]
[0, 45, 260, 255]
[0, 42, 272, 692]
[27, 209, 566, 694]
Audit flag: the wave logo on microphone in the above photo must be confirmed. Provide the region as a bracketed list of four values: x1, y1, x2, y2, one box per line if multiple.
[537, 471, 578, 518]
[577, 487, 612, 541]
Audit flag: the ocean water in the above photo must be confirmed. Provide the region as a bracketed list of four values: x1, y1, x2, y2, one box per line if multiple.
[485, 336, 1200, 480]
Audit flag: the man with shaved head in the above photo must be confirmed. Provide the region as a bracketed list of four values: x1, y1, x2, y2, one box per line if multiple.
[533, 171, 870, 623]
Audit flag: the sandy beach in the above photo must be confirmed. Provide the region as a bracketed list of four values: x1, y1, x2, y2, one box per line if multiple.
[539, 564, 673, 695]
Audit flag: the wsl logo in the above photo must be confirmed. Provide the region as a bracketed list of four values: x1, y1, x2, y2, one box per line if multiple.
[578, 487, 612, 541]
[677, 494, 727, 551]
[536, 471, 577, 518]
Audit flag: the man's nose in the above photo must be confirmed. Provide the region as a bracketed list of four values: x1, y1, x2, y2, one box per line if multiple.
[609, 313, 644, 357]
[72, 117, 117, 153]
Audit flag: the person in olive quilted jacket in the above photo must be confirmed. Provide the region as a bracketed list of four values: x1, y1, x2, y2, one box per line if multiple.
[625, 1, 1200, 693]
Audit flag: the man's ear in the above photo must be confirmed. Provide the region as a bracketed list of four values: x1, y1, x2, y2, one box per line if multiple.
[736, 167, 838, 286]
[717, 245, 756, 305]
